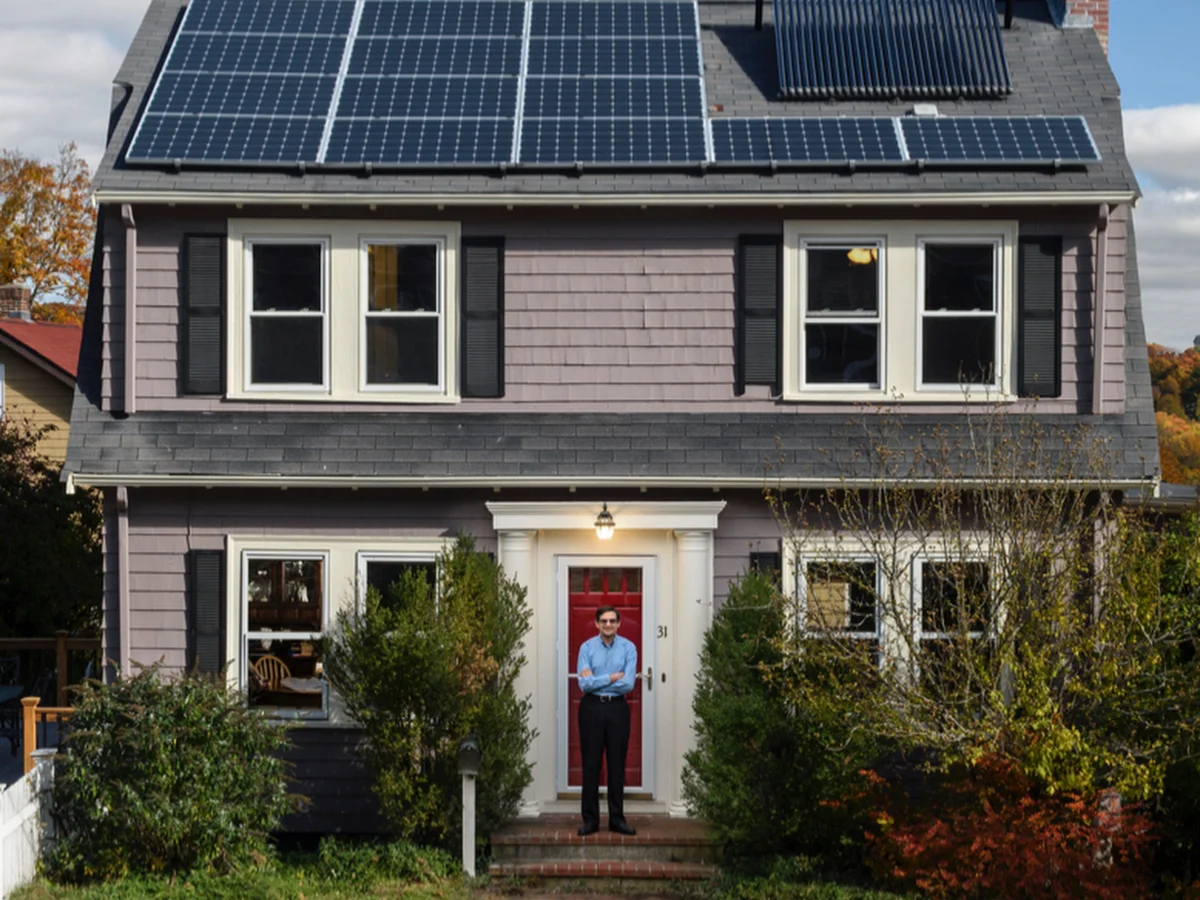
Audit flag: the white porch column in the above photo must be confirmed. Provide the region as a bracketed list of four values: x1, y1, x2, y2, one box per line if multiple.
[669, 529, 714, 817]
[497, 529, 542, 817]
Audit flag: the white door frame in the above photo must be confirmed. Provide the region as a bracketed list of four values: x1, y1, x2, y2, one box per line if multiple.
[555, 555, 657, 796]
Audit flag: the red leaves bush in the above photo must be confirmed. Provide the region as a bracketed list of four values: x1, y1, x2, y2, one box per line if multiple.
[863, 757, 1156, 899]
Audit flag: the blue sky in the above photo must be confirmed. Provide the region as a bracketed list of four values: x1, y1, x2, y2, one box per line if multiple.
[1111, 0, 1200, 110]
[0, 0, 1195, 347]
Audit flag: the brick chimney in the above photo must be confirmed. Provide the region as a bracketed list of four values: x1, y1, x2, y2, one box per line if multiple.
[1064, 0, 1109, 54]
[0, 284, 32, 320]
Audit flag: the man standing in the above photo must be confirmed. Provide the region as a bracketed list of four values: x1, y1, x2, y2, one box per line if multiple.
[576, 604, 638, 836]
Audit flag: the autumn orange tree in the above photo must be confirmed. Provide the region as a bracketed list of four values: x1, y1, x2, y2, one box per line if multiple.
[1148, 342, 1200, 484]
[0, 144, 95, 324]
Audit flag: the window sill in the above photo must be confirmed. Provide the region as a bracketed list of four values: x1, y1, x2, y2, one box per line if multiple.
[228, 390, 462, 405]
[781, 389, 1015, 404]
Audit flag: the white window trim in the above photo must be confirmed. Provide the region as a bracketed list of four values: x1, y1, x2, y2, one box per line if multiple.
[782, 220, 1018, 403]
[357, 236, 448, 395]
[242, 236, 330, 394]
[225, 535, 454, 725]
[227, 219, 461, 403]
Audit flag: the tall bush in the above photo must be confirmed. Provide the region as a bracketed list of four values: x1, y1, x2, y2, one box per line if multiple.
[322, 534, 534, 849]
[683, 569, 880, 861]
[48, 665, 293, 881]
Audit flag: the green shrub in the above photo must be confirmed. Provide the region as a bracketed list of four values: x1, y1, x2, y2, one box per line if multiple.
[322, 534, 534, 849]
[313, 837, 459, 886]
[47, 664, 293, 881]
[683, 570, 880, 862]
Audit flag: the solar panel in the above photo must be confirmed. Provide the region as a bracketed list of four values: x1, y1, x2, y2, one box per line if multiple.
[349, 37, 523, 76]
[152, 73, 335, 117]
[526, 37, 700, 77]
[900, 116, 1101, 164]
[325, 118, 515, 164]
[772, 0, 1011, 100]
[710, 118, 771, 163]
[523, 77, 701, 118]
[336, 76, 518, 120]
[531, 1, 696, 37]
[520, 118, 708, 164]
[132, 114, 327, 164]
[711, 117, 904, 165]
[358, 0, 525, 37]
[183, 0, 356, 35]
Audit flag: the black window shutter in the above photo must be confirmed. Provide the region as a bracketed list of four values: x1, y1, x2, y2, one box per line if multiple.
[736, 236, 782, 395]
[188, 549, 226, 676]
[1017, 236, 1062, 398]
[461, 237, 505, 398]
[750, 550, 782, 586]
[182, 235, 225, 394]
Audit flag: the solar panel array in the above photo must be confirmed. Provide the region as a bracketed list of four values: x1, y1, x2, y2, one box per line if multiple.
[771, 0, 1011, 100]
[125, 0, 1100, 170]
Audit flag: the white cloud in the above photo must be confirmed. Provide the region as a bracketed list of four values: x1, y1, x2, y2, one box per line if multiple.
[1124, 106, 1200, 349]
[1124, 105, 1200, 191]
[0, 1, 149, 171]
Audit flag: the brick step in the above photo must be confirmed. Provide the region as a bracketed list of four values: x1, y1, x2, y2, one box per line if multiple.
[493, 840, 715, 864]
[490, 815, 719, 866]
[488, 860, 719, 880]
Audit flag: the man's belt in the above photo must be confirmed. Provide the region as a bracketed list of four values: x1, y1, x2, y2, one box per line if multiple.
[587, 693, 625, 703]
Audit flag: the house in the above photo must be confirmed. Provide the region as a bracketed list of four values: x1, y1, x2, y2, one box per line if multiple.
[0, 285, 81, 462]
[65, 0, 1155, 834]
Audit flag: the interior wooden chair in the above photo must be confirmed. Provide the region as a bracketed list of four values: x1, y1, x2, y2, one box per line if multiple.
[252, 655, 291, 692]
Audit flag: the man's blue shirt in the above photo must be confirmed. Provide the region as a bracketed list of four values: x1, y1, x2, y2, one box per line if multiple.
[577, 634, 637, 696]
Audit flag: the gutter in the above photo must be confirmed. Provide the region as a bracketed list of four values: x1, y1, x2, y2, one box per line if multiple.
[92, 189, 1141, 209]
[66, 471, 1157, 493]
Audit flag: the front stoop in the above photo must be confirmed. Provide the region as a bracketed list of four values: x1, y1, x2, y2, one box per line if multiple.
[489, 815, 719, 884]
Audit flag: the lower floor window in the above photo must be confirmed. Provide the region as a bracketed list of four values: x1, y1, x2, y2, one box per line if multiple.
[802, 560, 881, 663]
[360, 555, 437, 614]
[244, 554, 327, 714]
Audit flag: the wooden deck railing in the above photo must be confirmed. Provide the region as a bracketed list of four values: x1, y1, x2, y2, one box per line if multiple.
[21, 697, 74, 775]
[0, 631, 101, 707]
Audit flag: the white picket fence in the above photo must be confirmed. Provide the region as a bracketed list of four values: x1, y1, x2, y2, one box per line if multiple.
[0, 754, 52, 899]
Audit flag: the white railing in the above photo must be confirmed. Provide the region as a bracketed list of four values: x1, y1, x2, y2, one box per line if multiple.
[0, 752, 53, 899]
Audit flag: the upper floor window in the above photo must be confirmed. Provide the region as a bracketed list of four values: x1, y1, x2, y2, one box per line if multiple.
[228, 220, 460, 403]
[783, 221, 1016, 402]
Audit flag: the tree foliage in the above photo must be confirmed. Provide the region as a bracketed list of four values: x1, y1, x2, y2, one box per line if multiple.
[768, 413, 1200, 802]
[0, 416, 101, 636]
[47, 664, 294, 882]
[0, 144, 94, 323]
[1149, 342, 1200, 484]
[321, 535, 534, 850]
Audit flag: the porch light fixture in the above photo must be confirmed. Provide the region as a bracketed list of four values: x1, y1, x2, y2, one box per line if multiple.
[594, 503, 616, 540]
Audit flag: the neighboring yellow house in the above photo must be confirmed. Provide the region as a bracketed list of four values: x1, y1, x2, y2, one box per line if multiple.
[0, 285, 81, 463]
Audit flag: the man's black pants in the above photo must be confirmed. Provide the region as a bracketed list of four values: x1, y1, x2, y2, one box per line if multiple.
[578, 692, 630, 827]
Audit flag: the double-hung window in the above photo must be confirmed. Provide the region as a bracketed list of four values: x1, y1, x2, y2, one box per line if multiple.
[915, 559, 992, 688]
[243, 554, 327, 715]
[783, 221, 1016, 401]
[246, 240, 328, 389]
[357, 552, 438, 614]
[920, 241, 1000, 388]
[800, 242, 883, 389]
[228, 220, 460, 402]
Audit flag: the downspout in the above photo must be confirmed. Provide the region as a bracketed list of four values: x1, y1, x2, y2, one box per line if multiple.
[116, 486, 131, 676]
[122, 204, 137, 415]
[1092, 204, 1110, 414]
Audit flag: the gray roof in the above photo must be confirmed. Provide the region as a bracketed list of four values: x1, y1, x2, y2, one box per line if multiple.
[92, 0, 1139, 199]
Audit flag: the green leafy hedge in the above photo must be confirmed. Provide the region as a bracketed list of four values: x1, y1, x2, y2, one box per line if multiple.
[47, 665, 293, 881]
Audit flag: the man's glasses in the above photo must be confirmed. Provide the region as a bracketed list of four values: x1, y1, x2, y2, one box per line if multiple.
[598, 618, 618, 625]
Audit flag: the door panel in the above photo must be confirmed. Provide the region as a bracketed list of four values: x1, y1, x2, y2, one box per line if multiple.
[567, 566, 644, 790]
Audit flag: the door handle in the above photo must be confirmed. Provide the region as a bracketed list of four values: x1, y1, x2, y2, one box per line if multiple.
[637, 667, 653, 692]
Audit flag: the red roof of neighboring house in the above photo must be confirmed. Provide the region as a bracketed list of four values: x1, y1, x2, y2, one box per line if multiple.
[0, 319, 82, 380]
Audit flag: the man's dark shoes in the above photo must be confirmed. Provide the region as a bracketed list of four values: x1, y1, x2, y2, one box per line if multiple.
[578, 822, 599, 836]
[609, 819, 637, 836]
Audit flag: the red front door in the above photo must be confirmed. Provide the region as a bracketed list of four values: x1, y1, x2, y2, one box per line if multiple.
[567, 566, 644, 790]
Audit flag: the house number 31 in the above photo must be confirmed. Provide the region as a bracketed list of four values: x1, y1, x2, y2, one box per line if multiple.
[657, 626, 668, 639]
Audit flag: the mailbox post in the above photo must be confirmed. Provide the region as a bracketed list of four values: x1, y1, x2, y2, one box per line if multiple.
[457, 734, 481, 877]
